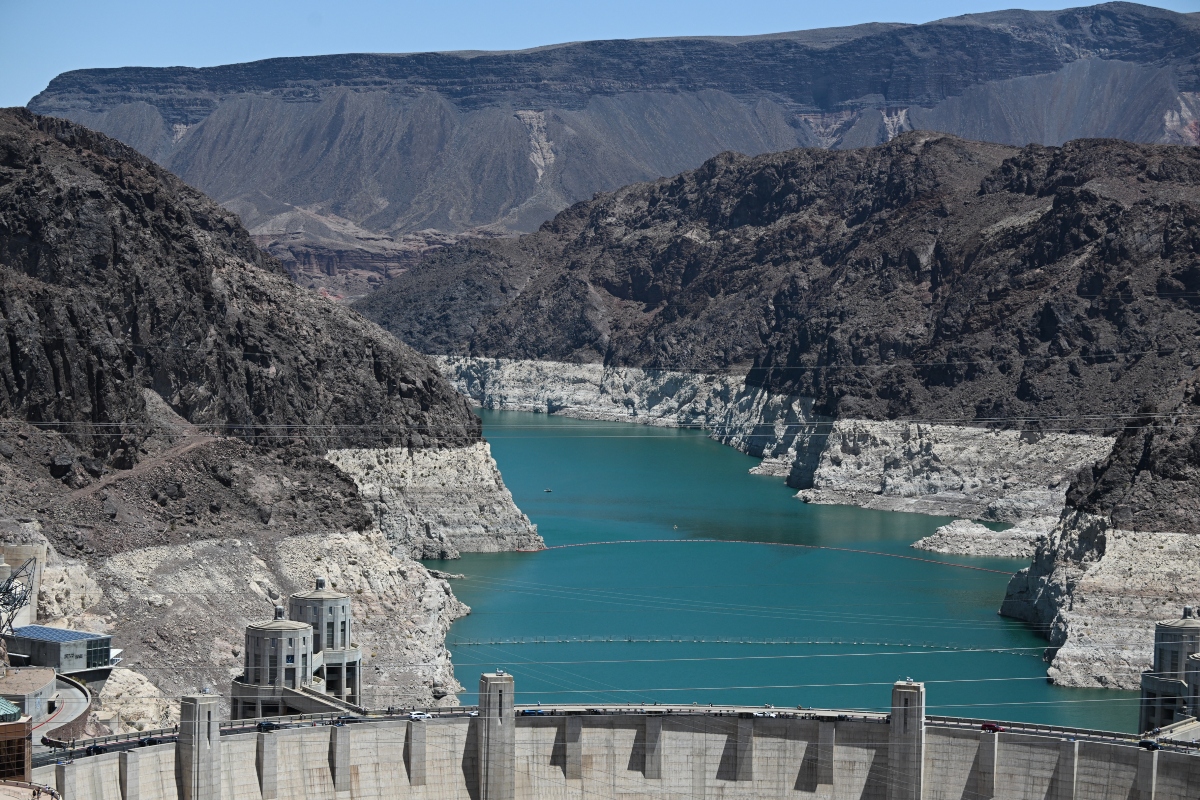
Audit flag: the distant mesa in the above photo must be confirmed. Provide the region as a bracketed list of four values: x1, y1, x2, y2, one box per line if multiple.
[25, 3, 1200, 297]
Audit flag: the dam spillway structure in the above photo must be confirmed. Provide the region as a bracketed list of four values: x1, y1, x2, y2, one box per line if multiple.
[31, 672, 1200, 800]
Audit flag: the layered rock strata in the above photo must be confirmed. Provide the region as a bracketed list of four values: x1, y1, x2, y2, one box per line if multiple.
[1002, 380, 1200, 689]
[26, 4, 1200, 300]
[1002, 511, 1200, 689]
[912, 519, 1047, 559]
[802, 421, 1114, 524]
[325, 443, 542, 559]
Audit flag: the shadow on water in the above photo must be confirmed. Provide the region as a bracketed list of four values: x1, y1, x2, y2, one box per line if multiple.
[425, 410, 1138, 732]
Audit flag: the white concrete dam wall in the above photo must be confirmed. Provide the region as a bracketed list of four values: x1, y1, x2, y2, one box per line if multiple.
[34, 698, 1200, 800]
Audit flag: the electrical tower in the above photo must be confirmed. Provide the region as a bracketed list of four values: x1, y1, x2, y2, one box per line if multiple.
[0, 559, 35, 635]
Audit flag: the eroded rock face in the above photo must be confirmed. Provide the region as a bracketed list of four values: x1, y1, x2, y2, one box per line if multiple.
[95, 668, 180, 733]
[912, 519, 1046, 559]
[802, 421, 1113, 524]
[0, 108, 480, 461]
[1002, 511, 1200, 689]
[999, 377, 1200, 688]
[325, 443, 543, 559]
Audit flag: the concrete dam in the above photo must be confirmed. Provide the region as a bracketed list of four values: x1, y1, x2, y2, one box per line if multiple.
[34, 674, 1200, 800]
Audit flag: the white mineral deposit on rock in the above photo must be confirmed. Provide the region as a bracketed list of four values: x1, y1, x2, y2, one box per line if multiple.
[325, 442, 543, 559]
[912, 518, 1049, 559]
[1001, 511, 1200, 689]
[96, 668, 180, 733]
[436, 357, 1115, 526]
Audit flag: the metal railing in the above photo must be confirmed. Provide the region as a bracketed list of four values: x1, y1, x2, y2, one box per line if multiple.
[33, 705, 484, 768]
[40, 703, 1189, 766]
[926, 714, 1139, 744]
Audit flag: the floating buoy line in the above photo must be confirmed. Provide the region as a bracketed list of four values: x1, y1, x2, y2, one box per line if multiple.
[530, 538, 1013, 574]
[447, 635, 1042, 659]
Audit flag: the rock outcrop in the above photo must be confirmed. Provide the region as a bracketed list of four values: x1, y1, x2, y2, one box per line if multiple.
[912, 519, 1047, 559]
[325, 443, 542, 559]
[800, 421, 1113, 523]
[0, 110, 537, 711]
[26, 5, 1200, 292]
[1001, 378, 1200, 688]
[0, 109, 479, 457]
[94, 668, 180, 733]
[1001, 511, 1200, 689]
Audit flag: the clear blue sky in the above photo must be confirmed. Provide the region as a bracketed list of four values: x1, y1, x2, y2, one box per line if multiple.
[2, 0, 1197, 108]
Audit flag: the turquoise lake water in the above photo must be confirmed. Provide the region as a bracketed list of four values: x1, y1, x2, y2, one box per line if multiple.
[429, 409, 1139, 732]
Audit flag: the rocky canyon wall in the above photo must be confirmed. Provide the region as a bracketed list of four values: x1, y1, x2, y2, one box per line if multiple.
[804, 421, 1114, 530]
[1001, 511, 1200, 690]
[435, 357, 1114, 531]
[0, 110, 540, 715]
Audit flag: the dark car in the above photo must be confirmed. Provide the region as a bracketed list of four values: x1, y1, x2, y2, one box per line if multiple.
[1138, 739, 1161, 751]
[83, 744, 107, 756]
[520, 709, 547, 716]
[981, 723, 1006, 733]
[137, 737, 161, 747]
[256, 721, 279, 733]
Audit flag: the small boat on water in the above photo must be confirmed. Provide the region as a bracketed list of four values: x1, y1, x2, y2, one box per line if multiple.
[544, 488, 553, 493]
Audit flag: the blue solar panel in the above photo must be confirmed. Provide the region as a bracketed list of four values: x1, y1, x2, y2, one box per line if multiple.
[10, 625, 104, 643]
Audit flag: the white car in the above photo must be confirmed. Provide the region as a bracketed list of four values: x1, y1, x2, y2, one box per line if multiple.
[409, 712, 433, 720]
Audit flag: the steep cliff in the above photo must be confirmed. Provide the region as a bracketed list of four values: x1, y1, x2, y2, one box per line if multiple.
[1002, 378, 1200, 689]
[26, 4, 1200, 296]
[0, 109, 540, 713]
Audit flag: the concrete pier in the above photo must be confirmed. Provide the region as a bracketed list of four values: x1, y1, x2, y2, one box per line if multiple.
[643, 715, 662, 780]
[177, 696, 220, 800]
[817, 718, 835, 791]
[735, 716, 753, 782]
[478, 672, 515, 800]
[256, 730, 277, 800]
[1055, 739, 1079, 800]
[978, 730, 998, 799]
[887, 680, 926, 800]
[405, 720, 426, 786]
[329, 722, 351, 793]
[563, 716, 581, 780]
